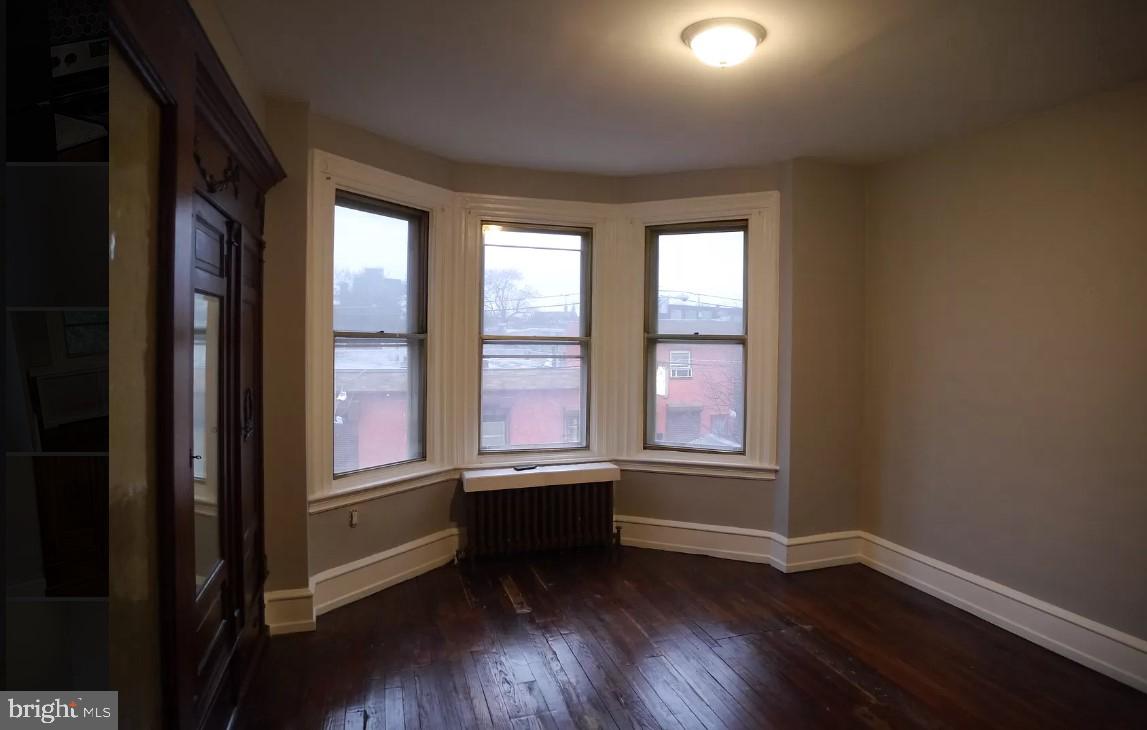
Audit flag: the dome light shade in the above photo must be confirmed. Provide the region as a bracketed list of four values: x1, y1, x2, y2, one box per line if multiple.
[682, 18, 766, 68]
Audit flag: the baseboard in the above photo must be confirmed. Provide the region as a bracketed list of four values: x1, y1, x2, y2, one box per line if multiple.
[309, 528, 461, 617]
[613, 514, 862, 573]
[264, 588, 316, 636]
[615, 514, 786, 567]
[613, 514, 1147, 692]
[859, 533, 1147, 693]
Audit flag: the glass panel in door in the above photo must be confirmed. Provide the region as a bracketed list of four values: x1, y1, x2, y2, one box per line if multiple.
[192, 292, 222, 593]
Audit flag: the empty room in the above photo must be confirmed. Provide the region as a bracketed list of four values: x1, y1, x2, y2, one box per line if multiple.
[8, 0, 1146, 727]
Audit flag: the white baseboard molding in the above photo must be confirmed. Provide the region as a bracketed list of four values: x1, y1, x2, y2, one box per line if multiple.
[309, 528, 460, 617]
[613, 514, 861, 573]
[264, 587, 316, 636]
[613, 514, 1147, 692]
[859, 533, 1147, 693]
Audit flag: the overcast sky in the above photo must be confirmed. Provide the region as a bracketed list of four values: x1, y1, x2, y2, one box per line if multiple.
[334, 205, 744, 308]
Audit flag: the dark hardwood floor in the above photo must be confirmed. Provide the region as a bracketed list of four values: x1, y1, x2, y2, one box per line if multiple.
[237, 547, 1146, 729]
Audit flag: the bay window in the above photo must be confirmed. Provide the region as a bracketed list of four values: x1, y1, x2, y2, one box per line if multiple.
[309, 149, 779, 506]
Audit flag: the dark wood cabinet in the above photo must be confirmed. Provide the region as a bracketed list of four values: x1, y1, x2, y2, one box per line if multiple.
[110, 0, 284, 726]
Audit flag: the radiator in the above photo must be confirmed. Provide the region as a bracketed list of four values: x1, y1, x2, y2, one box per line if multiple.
[465, 481, 616, 558]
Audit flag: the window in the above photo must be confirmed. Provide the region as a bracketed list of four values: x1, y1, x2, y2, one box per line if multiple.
[480, 410, 508, 450]
[646, 221, 746, 453]
[668, 350, 692, 378]
[332, 191, 427, 475]
[480, 222, 590, 452]
[562, 409, 581, 444]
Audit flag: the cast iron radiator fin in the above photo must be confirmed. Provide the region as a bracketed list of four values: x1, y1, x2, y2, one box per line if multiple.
[466, 481, 614, 558]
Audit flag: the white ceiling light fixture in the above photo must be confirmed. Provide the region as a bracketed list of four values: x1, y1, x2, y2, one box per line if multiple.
[682, 17, 767, 68]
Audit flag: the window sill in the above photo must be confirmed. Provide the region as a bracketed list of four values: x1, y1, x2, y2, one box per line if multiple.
[461, 461, 620, 493]
[614, 455, 778, 481]
[463, 450, 608, 470]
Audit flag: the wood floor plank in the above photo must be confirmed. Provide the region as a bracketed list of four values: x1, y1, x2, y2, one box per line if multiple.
[450, 654, 497, 730]
[521, 612, 619, 730]
[239, 548, 1147, 729]
[474, 648, 530, 721]
[654, 636, 761, 729]
[380, 686, 404, 730]
[634, 656, 715, 730]
[560, 628, 683, 729]
[398, 669, 420, 730]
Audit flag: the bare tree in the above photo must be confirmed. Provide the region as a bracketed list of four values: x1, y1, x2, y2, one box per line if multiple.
[701, 349, 744, 437]
[484, 269, 536, 325]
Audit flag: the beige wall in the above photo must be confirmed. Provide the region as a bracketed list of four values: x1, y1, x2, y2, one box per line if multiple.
[189, 0, 265, 130]
[108, 48, 163, 728]
[782, 160, 866, 536]
[309, 114, 454, 191]
[620, 165, 785, 204]
[862, 81, 1147, 638]
[615, 471, 774, 531]
[261, 98, 312, 590]
[308, 480, 460, 574]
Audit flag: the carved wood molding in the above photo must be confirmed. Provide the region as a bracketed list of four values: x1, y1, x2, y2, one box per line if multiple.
[193, 136, 241, 196]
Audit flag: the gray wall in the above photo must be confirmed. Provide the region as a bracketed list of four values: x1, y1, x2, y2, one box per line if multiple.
[615, 471, 774, 530]
[261, 98, 313, 590]
[782, 160, 866, 536]
[308, 480, 460, 575]
[862, 80, 1147, 638]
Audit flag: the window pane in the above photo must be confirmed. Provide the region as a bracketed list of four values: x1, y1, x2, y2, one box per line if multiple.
[480, 342, 585, 450]
[655, 229, 744, 335]
[333, 201, 413, 333]
[650, 342, 743, 451]
[334, 338, 423, 474]
[483, 225, 584, 337]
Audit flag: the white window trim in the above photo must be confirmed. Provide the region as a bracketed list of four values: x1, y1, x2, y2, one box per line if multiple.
[307, 151, 455, 507]
[610, 192, 781, 478]
[458, 193, 613, 468]
[306, 151, 780, 513]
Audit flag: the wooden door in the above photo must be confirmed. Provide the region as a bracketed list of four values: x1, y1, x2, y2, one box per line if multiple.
[189, 194, 238, 727]
[110, 0, 283, 724]
[233, 222, 266, 670]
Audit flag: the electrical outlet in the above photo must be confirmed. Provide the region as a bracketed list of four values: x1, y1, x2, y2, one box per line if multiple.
[349, 508, 359, 528]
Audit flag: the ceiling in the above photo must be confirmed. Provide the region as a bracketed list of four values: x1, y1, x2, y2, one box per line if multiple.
[217, 0, 1147, 175]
